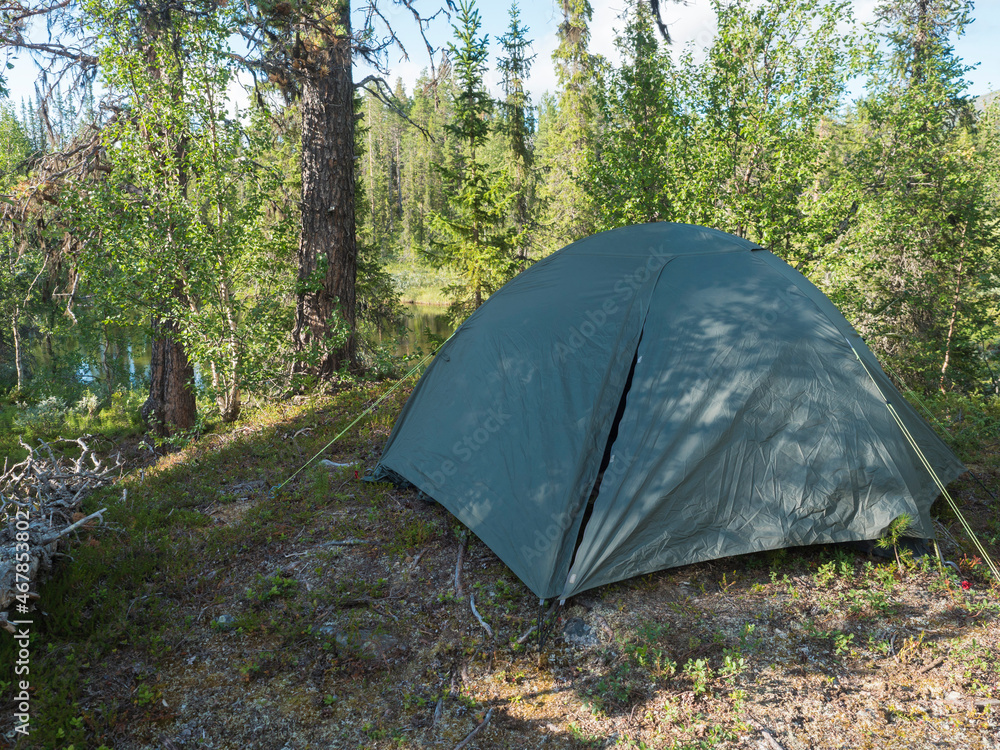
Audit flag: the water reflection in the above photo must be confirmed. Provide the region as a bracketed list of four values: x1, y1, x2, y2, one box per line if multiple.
[392, 303, 454, 356]
[27, 304, 453, 392]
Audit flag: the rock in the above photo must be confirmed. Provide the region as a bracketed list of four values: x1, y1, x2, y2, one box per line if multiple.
[945, 691, 963, 702]
[311, 623, 338, 638]
[562, 617, 599, 649]
[214, 614, 236, 630]
[363, 633, 402, 655]
[320, 460, 355, 469]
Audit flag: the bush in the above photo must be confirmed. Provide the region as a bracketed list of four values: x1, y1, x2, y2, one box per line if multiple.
[73, 391, 100, 418]
[917, 391, 1000, 463]
[13, 396, 68, 435]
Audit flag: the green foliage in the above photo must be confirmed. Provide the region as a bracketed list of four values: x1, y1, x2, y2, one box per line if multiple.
[71, 2, 299, 419]
[429, 0, 520, 320]
[535, 0, 599, 250]
[667, 0, 857, 248]
[0, 106, 43, 395]
[682, 657, 713, 697]
[13, 395, 68, 435]
[817, 0, 1000, 393]
[583, 1, 676, 229]
[246, 572, 300, 607]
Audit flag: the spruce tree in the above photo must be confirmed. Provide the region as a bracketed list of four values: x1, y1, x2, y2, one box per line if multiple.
[497, 3, 537, 259]
[535, 0, 599, 251]
[429, 0, 518, 320]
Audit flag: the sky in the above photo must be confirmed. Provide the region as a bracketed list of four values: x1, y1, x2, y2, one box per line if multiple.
[2, 0, 998, 111]
[357, 0, 999, 102]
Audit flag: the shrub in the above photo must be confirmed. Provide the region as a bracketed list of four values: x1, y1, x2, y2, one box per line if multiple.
[13, 396, 68, 435]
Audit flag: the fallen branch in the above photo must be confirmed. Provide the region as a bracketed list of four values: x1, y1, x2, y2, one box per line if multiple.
[320, 538, 370, 547]
[1, 437, 120, 615]
[515, 625, 536, 645]
[918, 657, 946, 674]
[746, 714, 785, 750]
[45, 507, 107, 543]
[453, 707, 493, 750]
[470, 594, 493, 638]
[454, 531, 468, 598]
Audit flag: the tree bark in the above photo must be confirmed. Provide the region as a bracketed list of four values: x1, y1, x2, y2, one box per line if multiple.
[938, 253, 964, 393]
[135, 3, 197, 437]
[142, 316, 196, 436]
[11, 306, 25, 393]
[291, 0, 358, 379]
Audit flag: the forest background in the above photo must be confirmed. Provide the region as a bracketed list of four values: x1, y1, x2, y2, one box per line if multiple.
[1, 0, 1000, 448]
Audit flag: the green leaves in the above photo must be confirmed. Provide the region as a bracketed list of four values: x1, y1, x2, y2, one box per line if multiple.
[68, 2, 298, 419]
[430, 0, 520, 321]
[820, 0, 1000, 393]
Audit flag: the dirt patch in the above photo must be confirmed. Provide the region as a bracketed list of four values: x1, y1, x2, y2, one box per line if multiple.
[73, 480, 999, 750]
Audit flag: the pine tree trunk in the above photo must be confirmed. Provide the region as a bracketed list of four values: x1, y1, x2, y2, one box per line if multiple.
[291, 0, 357, 379]
[142, 316, 196, 436]
[136, 4, 197, 436]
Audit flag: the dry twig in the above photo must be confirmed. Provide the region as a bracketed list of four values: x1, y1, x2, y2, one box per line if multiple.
[454, 531, 468, 598]
[746, 714, 785, 750]
[470, 594, 493, 638]
[1, 437, 120, 614]
[453, 707, 493, 750]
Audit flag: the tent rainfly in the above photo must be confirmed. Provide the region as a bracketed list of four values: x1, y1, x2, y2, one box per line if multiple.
[374, 223, 964, 601]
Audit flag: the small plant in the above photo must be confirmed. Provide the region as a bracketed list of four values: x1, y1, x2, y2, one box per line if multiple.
[14, 396, 68, 434]
[568, 723, 602, 747]
[815, 561, 837, 587]
[729, 688, 747, 711]
[682, 658, 712, 697]
[719, 652, 746, 678]
[72, 391, 100, 418]
[877, 513, 916, 574]
[133, 682, 157, 706]
[739, 621, 759, 650]
[245, 572, 299, 607]
[396, 518, 437, 550]
[832, 631, 855, 656]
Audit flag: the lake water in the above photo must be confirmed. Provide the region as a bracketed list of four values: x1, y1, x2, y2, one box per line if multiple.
[29, 304, 454, 390]
[390, 303, 454, 356]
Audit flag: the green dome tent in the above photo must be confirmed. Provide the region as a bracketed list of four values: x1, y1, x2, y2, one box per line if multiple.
[375, 223, 964, 600]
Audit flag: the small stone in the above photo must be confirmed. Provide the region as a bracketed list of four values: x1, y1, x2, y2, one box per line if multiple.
[562, 617, 599, 649]
[945, 691, 963, 702]
[311, 623, 338, 638]
[214, 614, 235, 630]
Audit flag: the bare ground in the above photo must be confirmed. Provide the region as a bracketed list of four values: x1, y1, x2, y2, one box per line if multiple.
[4, 389, 999, 750]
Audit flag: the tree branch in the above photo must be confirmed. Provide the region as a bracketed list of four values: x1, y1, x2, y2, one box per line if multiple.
[356, 75, 435, 141]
